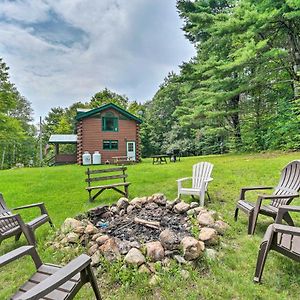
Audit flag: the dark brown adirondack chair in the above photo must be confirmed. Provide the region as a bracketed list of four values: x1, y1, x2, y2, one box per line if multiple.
[0, 193, 53, 245]
[234, 160, 300, 235]
[0, 245, 102, 299]
[254, 205, 300, 283]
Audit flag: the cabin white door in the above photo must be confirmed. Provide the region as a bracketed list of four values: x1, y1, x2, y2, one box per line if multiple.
[126, 141, 136, 161]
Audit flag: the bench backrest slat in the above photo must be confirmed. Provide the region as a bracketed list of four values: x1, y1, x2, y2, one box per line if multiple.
[86, 167, 127, 175]
[86, 174, 128, 183]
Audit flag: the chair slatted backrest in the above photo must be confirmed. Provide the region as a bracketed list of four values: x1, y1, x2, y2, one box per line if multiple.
[192, 162, 214, 190]
[86, 166, 128, 186]
[272, 160, 300, 207]
[0, 193, 19, 235]
[277, 231, 300, 255]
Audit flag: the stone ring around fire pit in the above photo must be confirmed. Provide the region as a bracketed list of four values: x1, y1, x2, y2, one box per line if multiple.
[51, 194, 229, 273]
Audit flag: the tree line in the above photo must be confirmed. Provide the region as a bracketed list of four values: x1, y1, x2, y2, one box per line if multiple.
[0, 58, 36, 169]
[0, 0, 299, 168]
[143, 0, 300, 156]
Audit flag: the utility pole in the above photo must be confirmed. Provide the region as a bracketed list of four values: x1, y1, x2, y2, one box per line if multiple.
[39, 116, 43, 166]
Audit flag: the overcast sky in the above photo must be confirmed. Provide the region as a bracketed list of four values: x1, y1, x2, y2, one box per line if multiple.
[0, 0, 195, 122]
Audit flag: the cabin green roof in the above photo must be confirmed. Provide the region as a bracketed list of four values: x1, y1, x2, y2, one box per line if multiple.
[75, 103, 142, 123]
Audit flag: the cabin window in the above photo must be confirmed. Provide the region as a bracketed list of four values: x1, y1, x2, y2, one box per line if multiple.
[102, 112, 118, 131]
[103, 140, 118, 150]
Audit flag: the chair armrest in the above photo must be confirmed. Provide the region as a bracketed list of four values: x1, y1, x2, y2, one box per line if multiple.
[273, 224, 300, 237]
[13, 202, 48, 215]
[0, 246, 42, 268]
[13, 202, 44, 210]
[240, 186, 273, 200]
[255, 194, 299, 216]
[203, 177, 213, 182]
[257, 194, 299, 200]
[176, 177, 192, 182]
[275, 205, 300, 223]
[16, 254, 91, 300]
[242, 186, 273, 191]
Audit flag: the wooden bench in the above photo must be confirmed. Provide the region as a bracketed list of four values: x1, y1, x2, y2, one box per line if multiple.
[86, 166, 130, 202]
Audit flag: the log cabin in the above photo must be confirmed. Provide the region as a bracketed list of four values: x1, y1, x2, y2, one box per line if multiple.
[49, 103, 142, 165]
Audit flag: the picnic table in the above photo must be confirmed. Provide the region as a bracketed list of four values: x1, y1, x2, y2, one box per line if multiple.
[151, 155, 169, 164]
[112, 156, 134, 165]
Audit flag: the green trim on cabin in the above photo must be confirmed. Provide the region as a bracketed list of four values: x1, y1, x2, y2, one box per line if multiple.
[75, 103, 142, 123]
[102, 116, 119, 132]
[103, 140, 119, 150]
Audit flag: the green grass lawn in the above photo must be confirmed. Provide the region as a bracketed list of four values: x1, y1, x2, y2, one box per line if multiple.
[1, 152, 300, 299]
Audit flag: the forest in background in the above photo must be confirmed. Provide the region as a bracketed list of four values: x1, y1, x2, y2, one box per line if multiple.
[0, 0, 299, 168]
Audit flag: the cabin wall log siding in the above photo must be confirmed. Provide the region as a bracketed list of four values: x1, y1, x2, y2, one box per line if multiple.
[77, 108, 140, 164]
[77, 120, 83, 164]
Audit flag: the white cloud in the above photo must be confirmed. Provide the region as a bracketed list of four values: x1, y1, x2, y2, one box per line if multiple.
[0, 0, 50, 23]
[0, 0, 195, 122]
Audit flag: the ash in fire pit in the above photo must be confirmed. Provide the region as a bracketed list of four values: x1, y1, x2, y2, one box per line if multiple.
[88, 195, 190, 244]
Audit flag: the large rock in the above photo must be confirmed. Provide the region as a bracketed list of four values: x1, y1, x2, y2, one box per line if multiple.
[92, 233, 103, 241]
[126, 205, 134, 214]
[166, 200, 175, 210]
[124, 248, 146, 266]
[199, 227, 219, 245]
[213, 220, 229, 235]
[61, 218, 82, 233]
[208, 210, 218, 219]
[96, 235, 110, 245]
[194, 207, 207, 214]
[187, 208, 196, 216]
[174, 255, 187, 265]
[138, 264, 151, 274]
[117, 197, 129, 209]
[84, 224, 98, 235]
[190, 202, 199, 209]
[88, 243, 99, 256]
[197, 212, 215, 226]
[145, 241, 165, 262]
[130, 197, 144, 208]
[115, 239, 132, 255]
[159, 229, 179, 250]
[91, 250, 101, 266]
[173, 201, 190, 213]
[65, 232, 79, 243]
[99, 238, 121, 261]
[73, 225, 85, 234]
[144, 202, 159, 210]
[152, 193, 167, 206]
[181, 236, 205, 260]
[110, 205, 119, 214]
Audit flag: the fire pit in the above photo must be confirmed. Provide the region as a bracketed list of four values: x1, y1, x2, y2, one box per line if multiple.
[88, 195, 191, 244]
[52, 194, 229, 271]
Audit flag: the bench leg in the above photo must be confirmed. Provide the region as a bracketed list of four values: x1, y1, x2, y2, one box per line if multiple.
[88, 189, 92, 202]
[111, 187, 126, 197]
[89, 188, 105, 202]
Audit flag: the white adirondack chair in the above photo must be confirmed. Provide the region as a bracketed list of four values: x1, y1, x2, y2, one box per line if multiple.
[177, 162, 214, 206]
